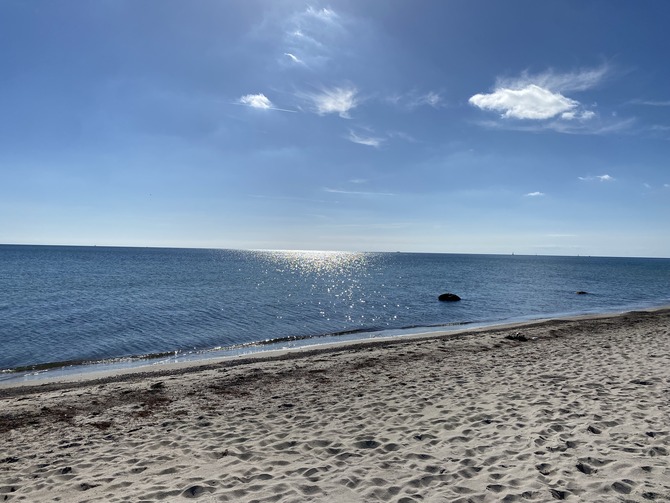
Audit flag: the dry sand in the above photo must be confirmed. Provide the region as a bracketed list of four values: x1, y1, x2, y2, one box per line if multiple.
[1, 309, 669, 502]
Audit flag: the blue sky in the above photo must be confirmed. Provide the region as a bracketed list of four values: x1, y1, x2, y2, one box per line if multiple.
[1, 0, 669, 257]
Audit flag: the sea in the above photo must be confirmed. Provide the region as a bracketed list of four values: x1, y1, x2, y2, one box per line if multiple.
[1, 245, 669, 382]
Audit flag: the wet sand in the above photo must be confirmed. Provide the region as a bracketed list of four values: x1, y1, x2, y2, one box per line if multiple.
[1, 309, 669, 502]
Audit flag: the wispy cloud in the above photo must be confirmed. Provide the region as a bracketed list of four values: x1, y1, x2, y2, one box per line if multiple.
[282, 6, 346, 68]
[474, 113, 634, 136]
[631, 99, 670, 107]
[407, 91, 443, 109]
[237, 93, 296, 113]
[498, 66, 610, 93]
[283, 52, 304, 64]
[304, 6, 339, 22]
[305, 86, 358, 118]
[387, 131, 417, 142]
[324, 187, 395, 196]
[288, 28, 323, 50]
[347, 130, 383, 147]
[388, 90, 444, 110]
[250, 194, 330, 204]
[578, 174, 615, 182]
[525, 191, 545, 197]
[469, 66, 607, 123]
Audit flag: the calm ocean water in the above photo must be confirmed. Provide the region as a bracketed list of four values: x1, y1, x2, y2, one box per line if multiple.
[1, 245, 670, 374]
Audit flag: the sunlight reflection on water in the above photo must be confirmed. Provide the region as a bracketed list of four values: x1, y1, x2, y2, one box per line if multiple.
[252, 249, 370, 276]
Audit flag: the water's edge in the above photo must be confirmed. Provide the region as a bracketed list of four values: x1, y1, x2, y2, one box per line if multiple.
[3, 301, 668, 386]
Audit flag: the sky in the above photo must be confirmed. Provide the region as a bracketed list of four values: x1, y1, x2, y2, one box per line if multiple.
[1, 0, 669, 257]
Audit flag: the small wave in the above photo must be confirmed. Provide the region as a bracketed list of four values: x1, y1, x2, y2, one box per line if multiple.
[0, 320, 481, 376]
[398, 320, 476, 330]
[0, 350, 182, 375]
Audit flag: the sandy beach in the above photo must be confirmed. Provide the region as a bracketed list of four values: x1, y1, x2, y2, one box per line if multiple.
[1, 309, 669, 502]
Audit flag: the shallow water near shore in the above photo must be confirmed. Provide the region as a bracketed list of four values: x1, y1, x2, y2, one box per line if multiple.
[2, 245, 670, 379]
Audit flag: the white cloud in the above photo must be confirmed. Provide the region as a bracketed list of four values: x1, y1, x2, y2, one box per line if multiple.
[469, 84, 578, 120]
[347, 131, 383, 147]
[525, 191, 545, 197]
[470, 66, 607, 123]
[578, 174, 615, 182]
[239, 93, 273, 110]
[307, 87, 358, 118]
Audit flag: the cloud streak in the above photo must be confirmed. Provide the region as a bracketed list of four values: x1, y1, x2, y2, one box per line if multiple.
[388, 90, 444, 110]
[498, 66, 609, 93]
[304, 6, 339, 22]
[347, 130, 383, 147]
[475, 116, 635, 135]
[324, 188, 395, 196]
[631, 99, 670, 107]
[283, 52, 304, 64]
[578, 174, 615, 182]
[237, 93, 297, 113]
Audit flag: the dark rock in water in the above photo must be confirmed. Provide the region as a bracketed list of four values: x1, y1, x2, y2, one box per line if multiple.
[575, 291, 588, 295]
[438, 293, 461, 302]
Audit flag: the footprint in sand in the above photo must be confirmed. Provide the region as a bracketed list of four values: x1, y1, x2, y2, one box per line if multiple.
[181, 485, 215, 498]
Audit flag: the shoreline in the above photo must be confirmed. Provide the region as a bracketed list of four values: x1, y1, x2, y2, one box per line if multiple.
[2, 308, 669, 502]
[3, 305, 669, 389]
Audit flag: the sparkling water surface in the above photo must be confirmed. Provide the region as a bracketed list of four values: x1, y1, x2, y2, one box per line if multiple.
[1, 245, 669, 372]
